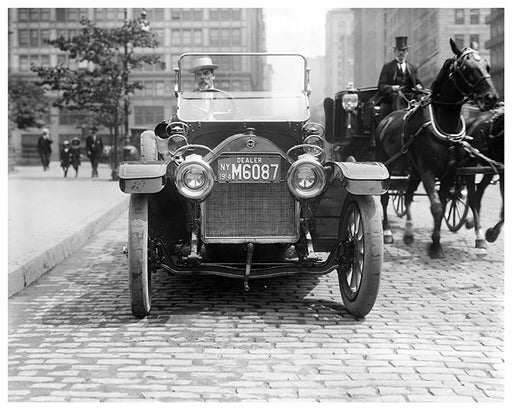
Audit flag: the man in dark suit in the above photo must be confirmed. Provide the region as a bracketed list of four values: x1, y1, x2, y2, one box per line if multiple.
[85, 126, 104, 178]
[375, 36, 424, 122]
[37, 128, 53, 171]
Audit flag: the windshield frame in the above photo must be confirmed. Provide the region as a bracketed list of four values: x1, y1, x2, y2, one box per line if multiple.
[174, 52, 311, 123]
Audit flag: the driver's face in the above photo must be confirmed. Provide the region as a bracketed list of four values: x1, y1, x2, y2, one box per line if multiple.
[394, 48, 408, 62]
[194, 69, 215, 90]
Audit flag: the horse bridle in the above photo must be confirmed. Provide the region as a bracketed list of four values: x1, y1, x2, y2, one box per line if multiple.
[432, 49, 491, 105]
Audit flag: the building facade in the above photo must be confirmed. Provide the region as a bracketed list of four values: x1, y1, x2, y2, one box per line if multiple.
[351, 8, 495, 90]
[485, 8, 504, 100]
[8, 8, 266, 164]
[324, 9, 354, 97]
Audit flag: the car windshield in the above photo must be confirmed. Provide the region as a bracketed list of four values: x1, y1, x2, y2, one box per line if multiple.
[176, 53, 309, 122]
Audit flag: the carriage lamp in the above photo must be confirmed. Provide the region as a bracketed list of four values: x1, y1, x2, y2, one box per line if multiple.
[287, 155, 327, 199]
[174, 154, 214, 201]
[303, 134, 324, 149]
[167, 134, 188, 155]
[342, 92, 359, 112]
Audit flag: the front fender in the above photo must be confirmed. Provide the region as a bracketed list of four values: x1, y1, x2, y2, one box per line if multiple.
[119, 161, 170, 194]
[327, 161, 389, 195]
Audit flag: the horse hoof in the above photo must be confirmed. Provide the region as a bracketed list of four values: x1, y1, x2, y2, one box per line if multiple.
[475, 247, 487, 257]
[485, 228, 499, 243]
[384, 235, 394, 244]
[428, 244, 445, 259]
[465, 218, 475, 230]
[403, 234, 414, 245]
[475, 239, 487, 250]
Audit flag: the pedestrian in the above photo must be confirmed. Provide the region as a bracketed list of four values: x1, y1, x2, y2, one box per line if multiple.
[85, 126, 104, 178]
[37, 128, 53, 171]
[59, 140, 72, 177]
[374, 36, 424, 123]
[70, 137, 81, 177]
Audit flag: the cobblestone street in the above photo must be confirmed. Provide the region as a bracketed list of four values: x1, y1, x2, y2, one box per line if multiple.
[8, 185, 504, 402]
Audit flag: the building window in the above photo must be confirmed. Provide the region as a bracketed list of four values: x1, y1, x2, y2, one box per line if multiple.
[59, 109, 84, 126]
[30, 29, 40, 47]
[18, 30, 29, 47]
[454, 35, 465, 50]
[134, 106, 165, 125]
[231, 28, 241, 46]
[18, 9, 29, 21]
[193, 29, 202, 46]
[455, 9, 464, 25]
[210, 28, 219, 46]
[470, 9, 480, 24]
[134, 8, 165, 22]
[182, 29, 191, 45]
[19, 55, 30, 71]
[171, 29, 181, 46]
[469, 34, 480, 50]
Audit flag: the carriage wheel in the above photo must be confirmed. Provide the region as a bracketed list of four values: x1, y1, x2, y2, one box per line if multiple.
[128, 194, 152, 318]
[337, 195, 382, 318]
[444, 177, 470, 232]
[392, 193, 406, 217]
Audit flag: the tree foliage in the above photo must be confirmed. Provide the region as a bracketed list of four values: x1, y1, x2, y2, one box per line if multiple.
[32, 17, 165, 133]
[8, 78, 50, 129]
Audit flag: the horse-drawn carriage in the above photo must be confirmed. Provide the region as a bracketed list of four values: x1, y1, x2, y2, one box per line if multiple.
[324, 39, 502, 258]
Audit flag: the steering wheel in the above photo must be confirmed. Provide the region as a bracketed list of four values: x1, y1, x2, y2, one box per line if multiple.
[193, 89, 239, 120]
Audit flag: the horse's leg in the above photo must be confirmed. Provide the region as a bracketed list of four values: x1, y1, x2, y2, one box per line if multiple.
[476, 174, 493, 252]
[403, 173, 421, 245]
[486, 173, 505, 243]
[381, 192, 394, 244]
[424, 173, 445, 259]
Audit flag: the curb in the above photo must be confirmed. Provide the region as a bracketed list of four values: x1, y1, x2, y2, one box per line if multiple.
[8, 197, 130, 298]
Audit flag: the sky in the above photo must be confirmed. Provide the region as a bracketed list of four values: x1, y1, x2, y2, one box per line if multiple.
[263, 8, 330, 58]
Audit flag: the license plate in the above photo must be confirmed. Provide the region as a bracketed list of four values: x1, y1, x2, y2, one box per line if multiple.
[217, 155, 281, 183]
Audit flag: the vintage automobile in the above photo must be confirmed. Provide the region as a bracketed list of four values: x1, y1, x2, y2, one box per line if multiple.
[119, 53, 389, 319]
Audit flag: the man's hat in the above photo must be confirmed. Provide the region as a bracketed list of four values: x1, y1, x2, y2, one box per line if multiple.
[188, 57, 218, 73]
[90, 126, 98, 132]
[394, 36, 409, 50]
[63, 140, 70, 145]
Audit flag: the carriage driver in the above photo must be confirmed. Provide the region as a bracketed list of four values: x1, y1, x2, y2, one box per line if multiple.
[375, 36, 424, 122]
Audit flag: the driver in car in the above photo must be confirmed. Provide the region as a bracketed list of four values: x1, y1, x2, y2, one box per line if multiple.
[188, 57, 237, 120]
[190, 56, 218, 91]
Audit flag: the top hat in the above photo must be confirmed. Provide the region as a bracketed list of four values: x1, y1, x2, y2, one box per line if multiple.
[394, 36, 409, 50]
[188, 57, 218, 73]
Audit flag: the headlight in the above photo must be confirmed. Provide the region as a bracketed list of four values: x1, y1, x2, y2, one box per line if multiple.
[342, 93, 359, 112]
[167, 134, 188, 155]
[174, 155, 214, 201]
[287, 155, 327, 199]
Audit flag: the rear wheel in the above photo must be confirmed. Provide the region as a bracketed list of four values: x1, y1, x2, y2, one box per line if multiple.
[337, 195, 383, 318]
[128, 194, 151, 318]
[392, 193, 406, 217]
[444, 176, 469, 232]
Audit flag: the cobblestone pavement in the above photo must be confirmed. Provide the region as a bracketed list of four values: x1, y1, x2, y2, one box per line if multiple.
[8, 185, 504, 402]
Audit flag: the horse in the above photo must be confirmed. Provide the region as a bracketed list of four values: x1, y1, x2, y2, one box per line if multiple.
[375, 39, 499, 258]
[462, 104, 504, 254]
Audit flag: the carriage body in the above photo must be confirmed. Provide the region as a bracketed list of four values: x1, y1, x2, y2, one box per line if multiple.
[324, 85, 380, 163]
[118, 53, 390, 318]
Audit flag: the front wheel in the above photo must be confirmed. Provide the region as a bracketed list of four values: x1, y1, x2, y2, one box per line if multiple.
[128, 194, 151, 318]
[337, 195, 383, 318]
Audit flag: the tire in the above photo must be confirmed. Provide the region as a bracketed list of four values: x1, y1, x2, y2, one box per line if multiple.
[337, 195, 383, 318]
[128, 194, 151, 318]
[444, 177, 469, 232]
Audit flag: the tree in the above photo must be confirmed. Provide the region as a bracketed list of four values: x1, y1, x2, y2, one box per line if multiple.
[32, 16, 165, 154]
[8, 78, 49, 129]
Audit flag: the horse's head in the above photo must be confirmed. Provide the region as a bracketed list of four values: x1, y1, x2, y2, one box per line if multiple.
[431, 39, 499, 111]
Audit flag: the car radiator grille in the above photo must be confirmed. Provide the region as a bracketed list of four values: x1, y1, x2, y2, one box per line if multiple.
[202, 182, 298, 242]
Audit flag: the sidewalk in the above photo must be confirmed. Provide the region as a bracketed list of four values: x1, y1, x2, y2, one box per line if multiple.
[8, 161, 129, 297]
